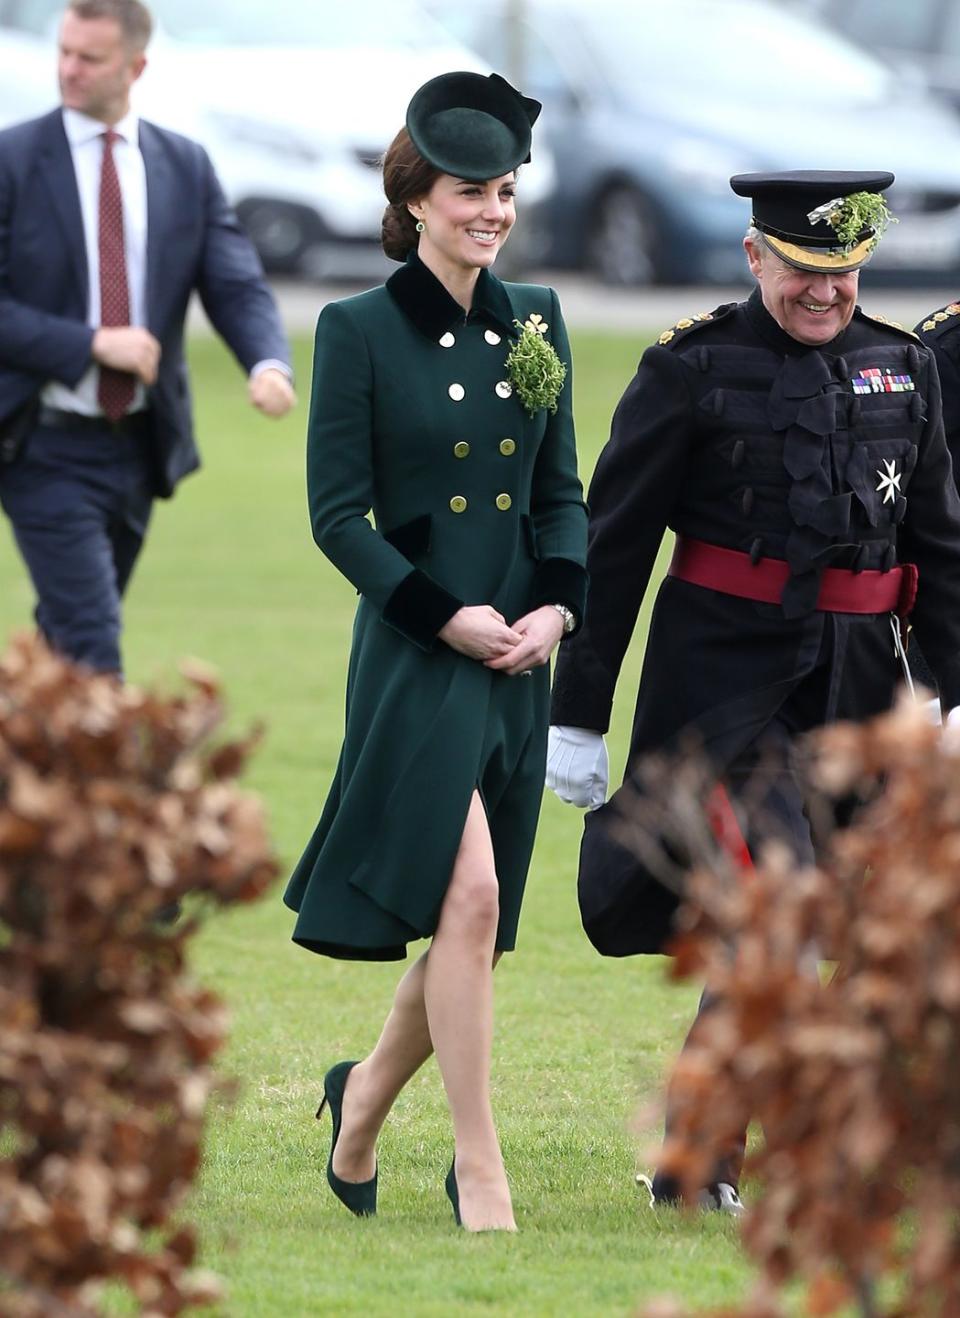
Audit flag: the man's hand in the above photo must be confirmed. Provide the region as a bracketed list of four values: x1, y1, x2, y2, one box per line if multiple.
[545, 724, 608, 809]
[249, 367, 296, 417]
[439, 605, 522, 661]
[484, 605, 564, 676]
[91, 326, 161, 385]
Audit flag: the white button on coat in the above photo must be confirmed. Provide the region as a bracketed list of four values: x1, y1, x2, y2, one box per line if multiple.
[495, 381, 513, 398]
[439, 332, 455, 348]
[484, 330, 501, 345]
[448, 383, 465, 401]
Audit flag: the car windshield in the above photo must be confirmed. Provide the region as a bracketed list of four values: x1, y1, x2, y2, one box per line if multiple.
[584, 0, 894, 108]
[152, 0, 446, 47]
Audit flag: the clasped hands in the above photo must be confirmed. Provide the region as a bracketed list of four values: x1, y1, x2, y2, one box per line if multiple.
[438, 605, 608, 810]
[439, 603, 564, 676]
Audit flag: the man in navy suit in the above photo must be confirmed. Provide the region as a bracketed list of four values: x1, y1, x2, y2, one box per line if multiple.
[0, 0, 296, 674]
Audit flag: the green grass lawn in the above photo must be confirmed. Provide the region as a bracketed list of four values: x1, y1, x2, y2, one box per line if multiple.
[0, 325, 755, 1316]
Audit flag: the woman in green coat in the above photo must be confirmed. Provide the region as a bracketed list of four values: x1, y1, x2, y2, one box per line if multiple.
[284, 72, 588, 1232]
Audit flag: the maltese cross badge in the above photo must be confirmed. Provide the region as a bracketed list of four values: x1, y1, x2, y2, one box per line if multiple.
[875, 458, 902, 505]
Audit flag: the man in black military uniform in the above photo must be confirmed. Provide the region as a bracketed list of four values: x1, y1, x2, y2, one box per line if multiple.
[546, 171, 960, 1210]
[912, 298, 960, 696]
[916, 298, 960, 456]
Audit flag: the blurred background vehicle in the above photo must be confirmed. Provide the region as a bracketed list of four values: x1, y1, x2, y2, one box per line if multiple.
[0, 24, 52, 123]
[427, 0, 960, 286]
[0, 0, 555, 279]
[797, 0, 960, 117]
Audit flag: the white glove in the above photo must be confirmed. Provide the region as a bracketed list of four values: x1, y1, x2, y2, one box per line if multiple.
[545, 725, 609, 810]
[941, 705, 960, 755]
[922, 696, 943, 727]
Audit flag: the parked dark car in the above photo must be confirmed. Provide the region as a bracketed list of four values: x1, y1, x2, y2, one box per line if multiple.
[429, 0, 960, 285]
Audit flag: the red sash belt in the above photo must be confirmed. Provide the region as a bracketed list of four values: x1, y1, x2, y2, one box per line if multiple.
[668, 535, 918, 618]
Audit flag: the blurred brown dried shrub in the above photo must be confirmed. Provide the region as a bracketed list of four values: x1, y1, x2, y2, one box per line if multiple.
[0, 633, 279, 1317]
[634, 694, 960, 1318]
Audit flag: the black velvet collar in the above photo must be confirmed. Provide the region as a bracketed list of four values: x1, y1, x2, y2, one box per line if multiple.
[744, 286, 851, 358]
[386, 251, 519, 343]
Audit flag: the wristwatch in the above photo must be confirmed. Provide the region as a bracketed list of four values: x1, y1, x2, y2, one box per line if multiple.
[551, 603, 576, 634]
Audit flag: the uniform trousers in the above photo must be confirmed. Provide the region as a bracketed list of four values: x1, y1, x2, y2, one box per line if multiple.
[0, 410, 154, 674]
[650, 656, 843, 1199]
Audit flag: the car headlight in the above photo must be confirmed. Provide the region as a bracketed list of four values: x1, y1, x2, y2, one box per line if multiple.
[668, 137, 757, 195]
[208, 112, 324, 165]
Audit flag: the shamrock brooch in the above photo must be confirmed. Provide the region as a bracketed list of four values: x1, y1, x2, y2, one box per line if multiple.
[505, 314, 567, 417]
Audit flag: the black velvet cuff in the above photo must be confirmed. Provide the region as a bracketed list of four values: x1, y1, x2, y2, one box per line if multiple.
[531, 557, 589, 635]
[550, 642, 615, 733]
[381, 569, 463, 651]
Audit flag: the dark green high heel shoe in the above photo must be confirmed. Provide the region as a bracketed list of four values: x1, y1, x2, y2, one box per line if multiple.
[316, 1060, 377, 1217]
[445, 1157, 462, 1228]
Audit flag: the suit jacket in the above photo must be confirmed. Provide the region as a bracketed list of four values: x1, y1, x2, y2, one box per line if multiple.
[0, 109, 290, 497]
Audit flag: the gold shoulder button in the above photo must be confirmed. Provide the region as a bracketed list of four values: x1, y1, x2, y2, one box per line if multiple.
[922, 320, 938, 332]
[657, 310, 717, 347]
[934, 311, 949, 321]
[868, 311, 919, 338]
[948, 303, 960, 315]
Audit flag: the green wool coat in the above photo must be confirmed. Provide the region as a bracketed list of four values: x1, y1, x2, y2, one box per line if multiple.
[284, 252, 588, 960]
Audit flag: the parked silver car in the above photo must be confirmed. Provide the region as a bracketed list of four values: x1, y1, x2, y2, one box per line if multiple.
[0, 0, 555, 278]
[430, 0, 960, 284]
[798, 0, 960, 117]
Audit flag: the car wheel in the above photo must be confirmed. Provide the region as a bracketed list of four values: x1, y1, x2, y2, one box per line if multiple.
[588, 186, 660, 286]
[237, 200, 312, 273]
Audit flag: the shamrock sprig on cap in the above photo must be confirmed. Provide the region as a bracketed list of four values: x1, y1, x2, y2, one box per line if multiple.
[807, 191, 898, 255]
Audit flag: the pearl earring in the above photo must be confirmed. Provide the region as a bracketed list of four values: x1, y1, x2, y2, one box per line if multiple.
[415, 220, 425, 233]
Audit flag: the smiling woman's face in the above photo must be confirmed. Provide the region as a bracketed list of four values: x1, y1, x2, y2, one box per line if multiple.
[745, 237, 860, 345]
[411, 173, 517, 277]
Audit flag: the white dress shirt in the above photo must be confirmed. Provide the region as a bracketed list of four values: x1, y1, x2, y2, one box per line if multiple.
[43, 108, 290, 417]
[44, 107, 149, 415]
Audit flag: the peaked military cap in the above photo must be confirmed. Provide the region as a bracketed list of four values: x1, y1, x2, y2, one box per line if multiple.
[406, 71, 542, 181]
[730, 170, 896, 273]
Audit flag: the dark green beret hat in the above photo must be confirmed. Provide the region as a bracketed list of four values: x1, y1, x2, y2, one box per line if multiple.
[406, 71, 542, 181]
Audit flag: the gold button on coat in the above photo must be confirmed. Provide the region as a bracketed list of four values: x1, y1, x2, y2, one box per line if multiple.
[499, 438, 516, 456]
[450, 495, 467, 513]
[453, 441, 470, 458]
[496, 493, 512, 511]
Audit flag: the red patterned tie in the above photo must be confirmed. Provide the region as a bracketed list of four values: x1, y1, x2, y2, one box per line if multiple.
[97, 128, 135, 421]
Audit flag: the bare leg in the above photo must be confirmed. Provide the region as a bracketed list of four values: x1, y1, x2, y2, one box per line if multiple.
[330, 952, 433, 1182]
[331, 926, 503, 1187]
[424, 791, 515, 1231]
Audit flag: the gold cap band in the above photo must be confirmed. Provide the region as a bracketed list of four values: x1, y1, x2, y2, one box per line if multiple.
[761, 231, 874, 274]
